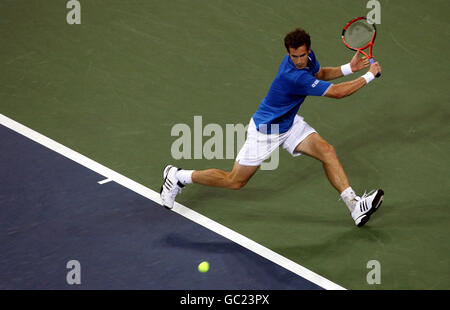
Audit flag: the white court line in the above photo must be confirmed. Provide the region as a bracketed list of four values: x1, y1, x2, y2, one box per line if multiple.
[0, 113, 346, 290]
[98, 178, 113, 185]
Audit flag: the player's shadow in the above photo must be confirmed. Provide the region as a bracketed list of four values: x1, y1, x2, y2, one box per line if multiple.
[162, 232, 323, 289]
[163, 232, 244, 254]
[273, 226, 392, 262]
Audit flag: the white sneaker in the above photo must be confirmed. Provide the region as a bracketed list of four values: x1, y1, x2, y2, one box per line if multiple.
[160, 165, 184, 209]
[351, 189, 384, 227]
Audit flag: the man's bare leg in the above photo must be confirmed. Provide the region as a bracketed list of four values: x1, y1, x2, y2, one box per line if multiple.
[294, 133, 350, 193]
[293, 132, 384, 227]
[192, 161, 260, 190]
[294, 132, 360, 213]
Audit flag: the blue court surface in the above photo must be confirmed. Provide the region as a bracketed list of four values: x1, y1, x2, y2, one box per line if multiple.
[0, 122, 327, 290]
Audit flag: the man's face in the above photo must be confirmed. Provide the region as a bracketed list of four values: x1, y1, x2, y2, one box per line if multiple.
[287, 45, 310, 69]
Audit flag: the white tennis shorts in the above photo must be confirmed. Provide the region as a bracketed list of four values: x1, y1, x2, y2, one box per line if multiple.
[236, 115, 317, 166]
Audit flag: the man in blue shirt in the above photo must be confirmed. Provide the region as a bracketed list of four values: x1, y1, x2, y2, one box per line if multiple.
[161, 28, 384, 227]
[252, 49, 330, 134]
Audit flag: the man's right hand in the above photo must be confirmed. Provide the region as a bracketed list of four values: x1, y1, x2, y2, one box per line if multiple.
[369, 61, 382, 77]
[324, 60, 382, 99]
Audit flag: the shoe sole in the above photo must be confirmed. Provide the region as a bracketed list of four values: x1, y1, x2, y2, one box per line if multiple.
[163, 165, 173, 179]
[357, 189, 384, 227]
[160, 165, 175, 209]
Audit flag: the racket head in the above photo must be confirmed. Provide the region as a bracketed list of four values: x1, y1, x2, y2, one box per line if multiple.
[341, 16, 376, 56]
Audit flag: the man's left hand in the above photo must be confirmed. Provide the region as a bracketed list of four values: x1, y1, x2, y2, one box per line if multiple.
[350, 51, 370, 72]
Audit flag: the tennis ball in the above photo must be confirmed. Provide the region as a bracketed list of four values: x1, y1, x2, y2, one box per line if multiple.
[198, 261, 210, 273]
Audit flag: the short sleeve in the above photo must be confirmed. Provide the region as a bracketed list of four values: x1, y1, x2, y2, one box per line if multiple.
[293, 73, 332, 96]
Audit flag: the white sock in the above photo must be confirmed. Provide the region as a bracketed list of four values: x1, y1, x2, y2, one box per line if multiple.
[176, 170, 194, 185]
[340, 187, 357, 212]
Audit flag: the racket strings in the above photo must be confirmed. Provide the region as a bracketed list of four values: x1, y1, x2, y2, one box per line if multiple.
[344, 20, 374, 49]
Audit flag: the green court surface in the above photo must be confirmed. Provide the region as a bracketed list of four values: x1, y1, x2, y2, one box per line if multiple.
[1, 0, 449, 289]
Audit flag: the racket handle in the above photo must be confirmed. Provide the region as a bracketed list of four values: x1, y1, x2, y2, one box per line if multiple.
[369, 58, 381, 78]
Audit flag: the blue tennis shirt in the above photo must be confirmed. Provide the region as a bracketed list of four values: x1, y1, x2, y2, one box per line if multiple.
[252, 50, 332, 133]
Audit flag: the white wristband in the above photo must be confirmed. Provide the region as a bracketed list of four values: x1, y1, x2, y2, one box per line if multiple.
[362, 72, 375, 84]
[341, 63, 353, 76]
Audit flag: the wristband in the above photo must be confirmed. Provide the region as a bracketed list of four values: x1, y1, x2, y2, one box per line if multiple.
[340, 63, 353, 76]
[362, 72, 375, 84]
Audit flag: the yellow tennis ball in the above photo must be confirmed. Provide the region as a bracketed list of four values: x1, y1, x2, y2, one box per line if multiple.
[198, 261, 210, 273]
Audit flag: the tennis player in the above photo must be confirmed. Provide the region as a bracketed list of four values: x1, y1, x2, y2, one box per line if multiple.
[161, 28, 383, 227]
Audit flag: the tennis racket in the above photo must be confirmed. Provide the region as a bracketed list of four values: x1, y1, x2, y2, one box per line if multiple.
[341, 16, 380, 77]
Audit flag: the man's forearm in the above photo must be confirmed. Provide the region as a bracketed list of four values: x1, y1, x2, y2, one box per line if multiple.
[317, 67, 344, 81]
[337, 77, 367, 97]
[325, 76, 368, 99]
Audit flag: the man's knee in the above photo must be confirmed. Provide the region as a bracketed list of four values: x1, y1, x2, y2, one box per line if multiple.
[227, 176, 249, 190]
[226, 163, 258, 190]
[229, 179, 248, 190]
[319, 143, 338, 163]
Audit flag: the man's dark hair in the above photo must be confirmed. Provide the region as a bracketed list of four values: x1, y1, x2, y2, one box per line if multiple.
[284, 28, 311, 51]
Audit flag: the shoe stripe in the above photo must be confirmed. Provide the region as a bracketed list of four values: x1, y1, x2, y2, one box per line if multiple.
[167, 179, 173, 186]
[360, 201, 369, 212]
[177, 181, 185, 188]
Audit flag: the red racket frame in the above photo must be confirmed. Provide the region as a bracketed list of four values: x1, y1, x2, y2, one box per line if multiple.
[341, 16, 380, 76]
